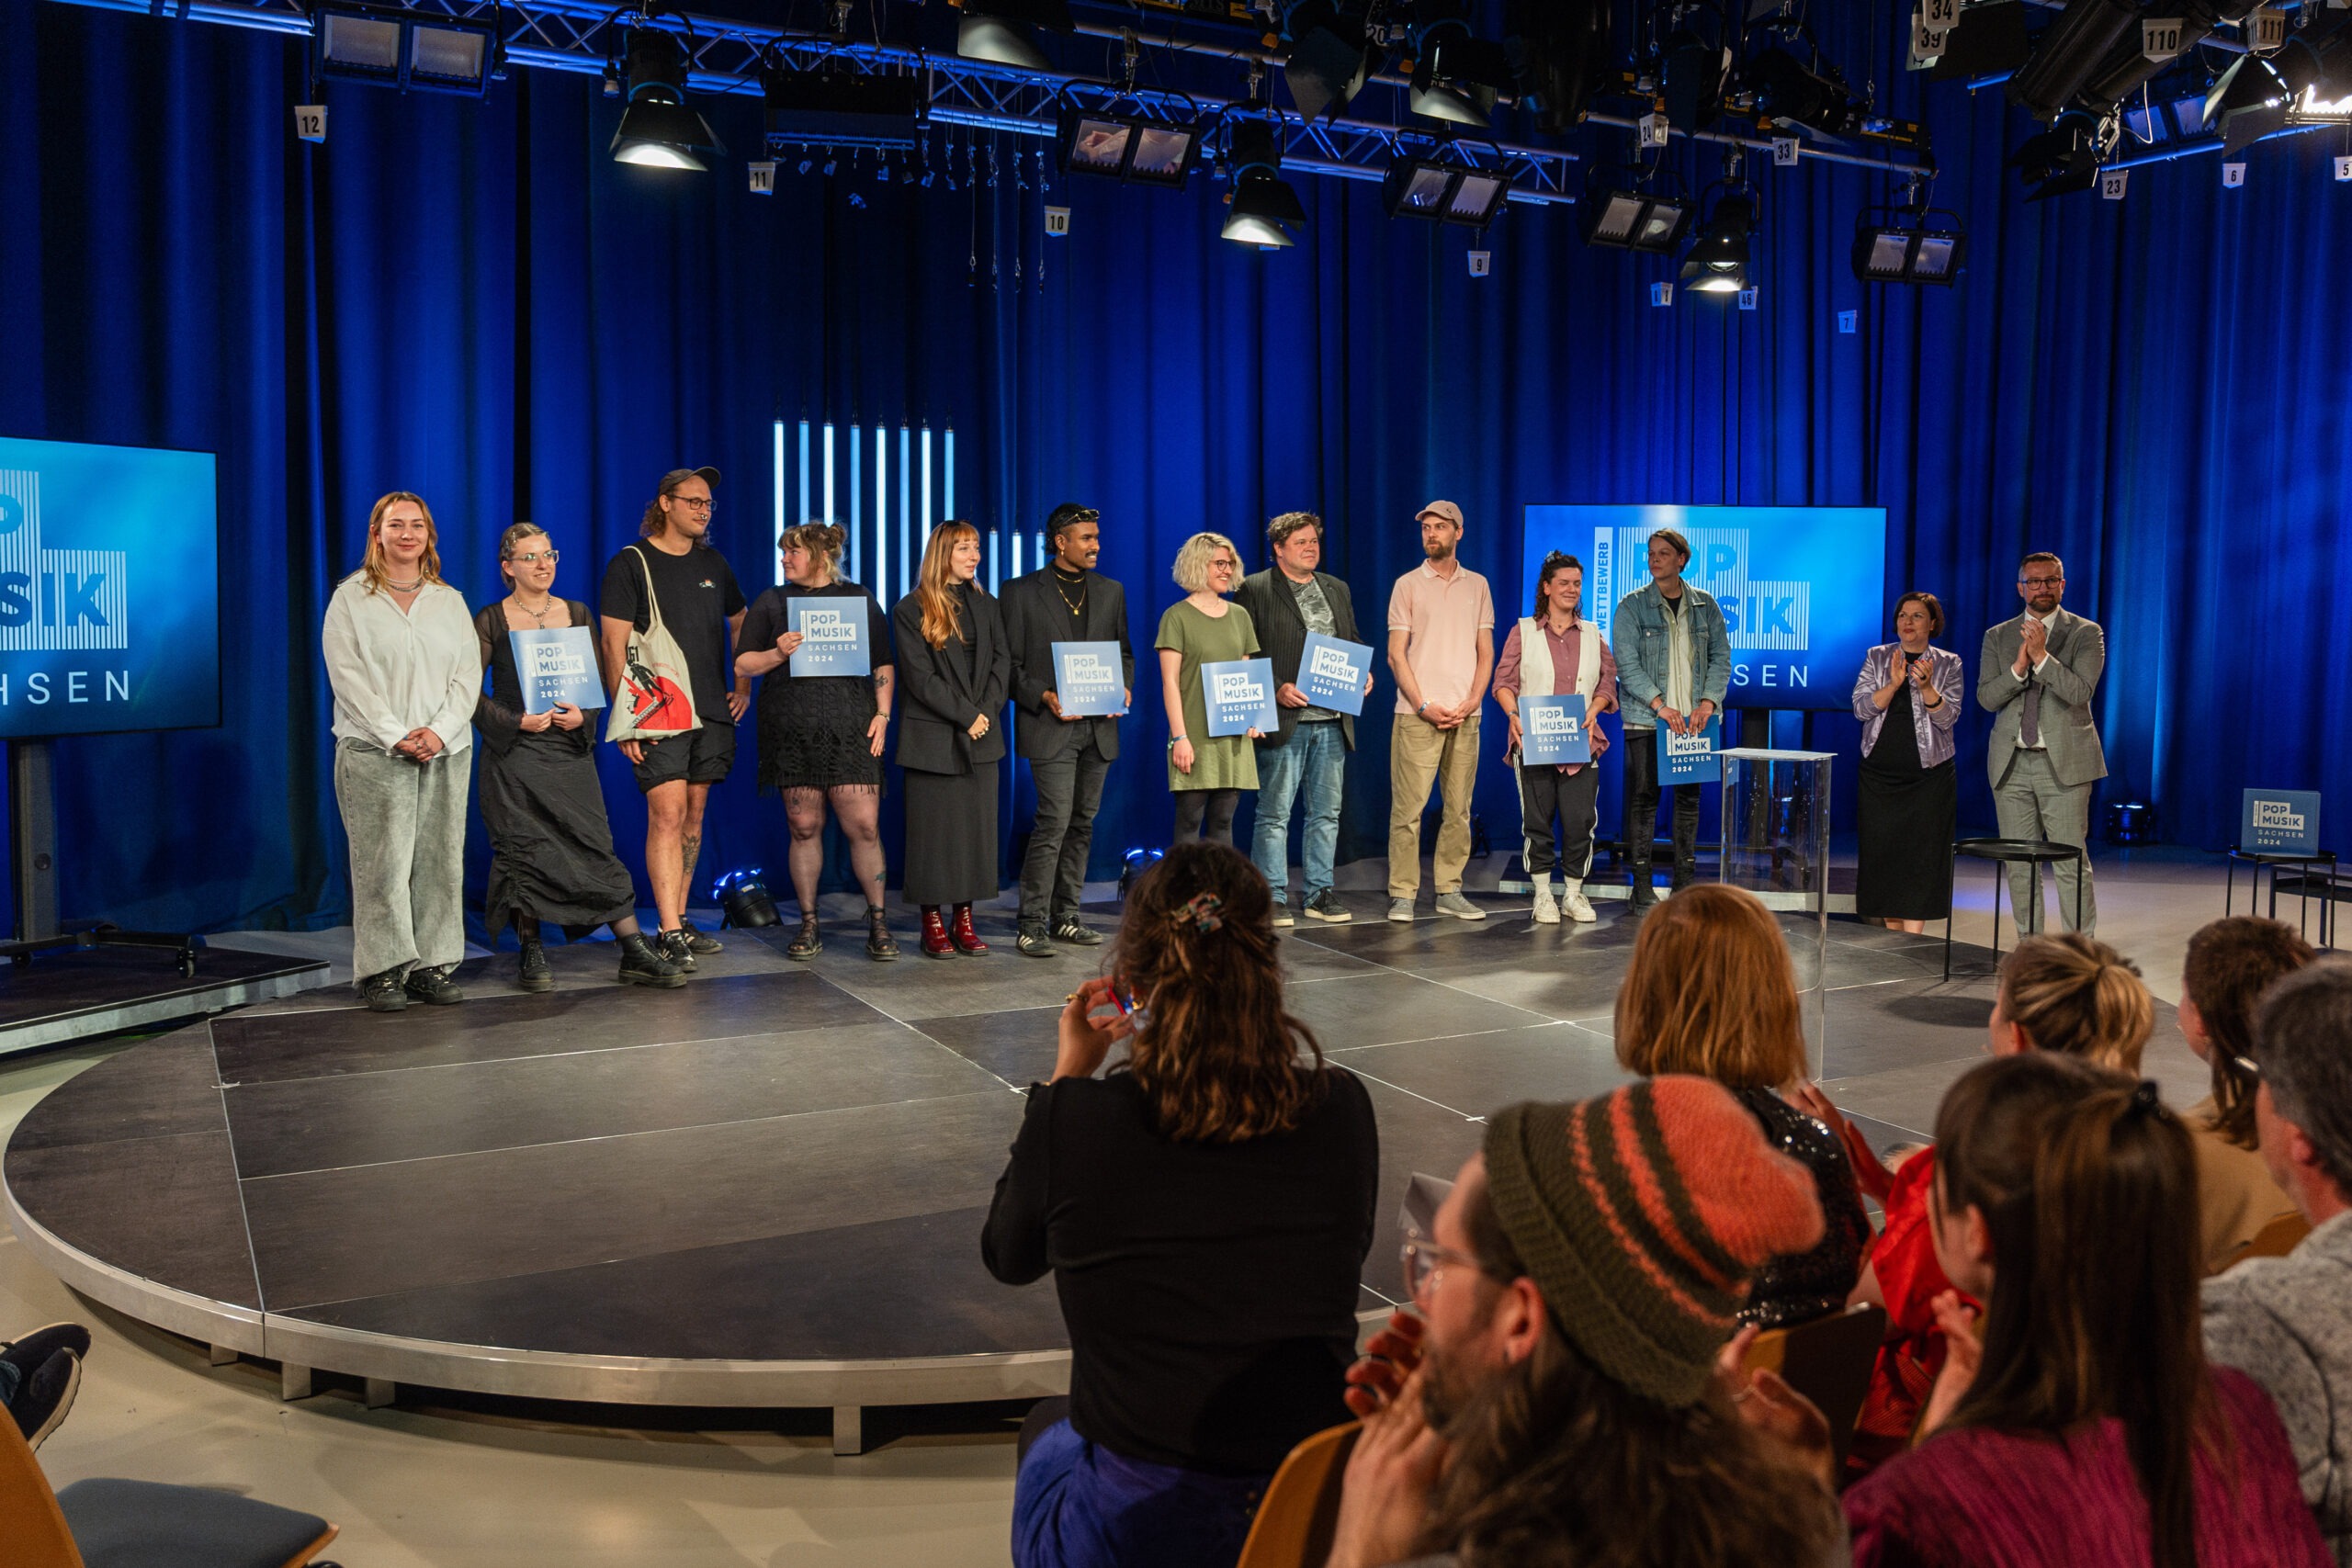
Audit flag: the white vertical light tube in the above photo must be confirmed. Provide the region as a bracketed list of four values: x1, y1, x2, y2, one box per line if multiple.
[772, 420, 786, 585]
[920, 424, 933, 553]
[944, 426, 956, 521]
[797, 420, 811, 536]
[898, 424, 911, 598]
[874, 427, 888, 600]
[821, 423, 836, 532]
[1035, 531, 1046, 571]
[848, 423, 863, 585]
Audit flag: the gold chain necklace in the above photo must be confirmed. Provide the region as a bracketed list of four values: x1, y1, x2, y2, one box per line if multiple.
[1049, 568, 1088, 618]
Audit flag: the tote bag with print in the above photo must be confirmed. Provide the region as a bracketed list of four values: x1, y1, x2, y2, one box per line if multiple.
[605, 546, 706, 743]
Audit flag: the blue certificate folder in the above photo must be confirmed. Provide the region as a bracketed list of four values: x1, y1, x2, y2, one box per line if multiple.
[509, 627, 606, 712]
[1656, 715, 1723, 784]
[1297, 633, 1374, 716]
[1203, 658, 1280, 738]
[1051, 641, 1126, 716]
[1518, 694, 1589, 766]
[789, 599, 871, 677]
[2242, 788, 2322, 857]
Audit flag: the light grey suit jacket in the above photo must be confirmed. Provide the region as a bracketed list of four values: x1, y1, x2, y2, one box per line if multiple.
[1975, 606, 2107, 789]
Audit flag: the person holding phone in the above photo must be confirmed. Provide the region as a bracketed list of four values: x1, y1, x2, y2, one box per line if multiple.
[474, 524, 682, 993]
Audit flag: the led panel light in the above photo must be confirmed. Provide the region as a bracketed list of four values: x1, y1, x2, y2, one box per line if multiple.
[319, 6, 494, 96]
[1054, 107, 1199, 187]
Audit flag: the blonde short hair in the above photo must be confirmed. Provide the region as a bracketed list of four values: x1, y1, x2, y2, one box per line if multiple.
[1171, 531, 1242, 594]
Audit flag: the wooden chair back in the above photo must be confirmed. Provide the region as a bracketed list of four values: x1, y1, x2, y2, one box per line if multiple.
[0, 1403, 85, 1568]
[1234, 1420, 1360, 1568]
[2235, 1211, 2312, 1266]
[1742, 1302, 1888, 1472]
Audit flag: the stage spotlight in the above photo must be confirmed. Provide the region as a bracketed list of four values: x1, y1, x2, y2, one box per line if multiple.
[2006, 0, 2140, 121]
[1056, 107, 1200, 187]
[2010, 110, 2103, 199]
[1678, 191, 1754, 294]
[1579, 182, 1692, 252]
[1928, 0, 2032, 82]
[762, 67, 923, 153]
[1661, 13, 1732, 132]
[2203, 27, 2346, 156]
[1404, 2, 1513, 126]
[1381, 157, 1510, 226]
[317, 5, 496, 95]
[611, 28, 725, 170]
[1277, 0, 1374, 124]
[1221, 122, 1308, 246]
[1119, 847, 1164, 896]
[1850, 208, 1968, 285]
[1745, 47, 1866, 139]
[2076, 0, 2225, 114]
[713, 869, 782, 930]
[955, 0, 1073, 73]
[1507, 0, 1611, 132]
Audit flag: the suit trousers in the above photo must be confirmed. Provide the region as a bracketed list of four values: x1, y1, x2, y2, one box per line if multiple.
[1018, 735, 1110, 928]
[1387, 711, 1480, 897]
[1621, 728, 1701, 884]
[1993, 748, 2097, 934]
[335, 739, 471, 983]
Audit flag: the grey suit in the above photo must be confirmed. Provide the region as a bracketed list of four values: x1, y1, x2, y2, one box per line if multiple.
[1976, 605, 2107, 933]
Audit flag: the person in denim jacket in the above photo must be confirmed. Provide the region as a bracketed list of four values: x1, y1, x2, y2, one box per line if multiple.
[1611, 530, 1731, 907]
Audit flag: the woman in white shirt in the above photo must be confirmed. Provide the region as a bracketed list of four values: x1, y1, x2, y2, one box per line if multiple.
[322, 492, 481, 1012]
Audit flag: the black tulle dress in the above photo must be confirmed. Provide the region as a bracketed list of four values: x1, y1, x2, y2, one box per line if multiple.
[739, 581, 894, 795]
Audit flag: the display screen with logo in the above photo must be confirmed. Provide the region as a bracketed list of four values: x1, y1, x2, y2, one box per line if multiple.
[1297, 632, 1373, 716]
[1522, 505, 1888, 712]
[510, 627, 606, 712]
[1518, 694, 1590, 766]
[1202, 658, 1278, 738]
[1657, 716, 1724, 784]
[1051, 641, 1125, 717]
[789, 598, 872, 678]
[0, 435, 220, 739]
[2241, 788, 2321, 857]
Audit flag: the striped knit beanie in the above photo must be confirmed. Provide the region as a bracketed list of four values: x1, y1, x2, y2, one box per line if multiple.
[1482, 1077, 1826, 1407]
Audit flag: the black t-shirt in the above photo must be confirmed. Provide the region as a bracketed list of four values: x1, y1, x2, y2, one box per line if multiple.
[980, 1067, 1379, 1473]
[599, 541, 748, 721]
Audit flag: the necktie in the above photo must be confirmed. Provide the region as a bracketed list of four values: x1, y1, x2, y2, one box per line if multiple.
[2020, 626, 2041, 747]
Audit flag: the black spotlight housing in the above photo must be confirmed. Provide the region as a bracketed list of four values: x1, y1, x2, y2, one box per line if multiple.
[1381, 156, 1511, 226]
[762, 68, 924, 152]
[712, 869, 782, 929]
[1678, 190, 1755, 294]
[1404, 5, 1514, 127]
[611, 28, 726, 170]
[1221, 122, 1309, 246]
[1661, 13, 1731, 132]
[2009, 110, 2104, 200]
[1506, 0, 1611, 132]
[1746, 47, 1867, 139]
[1278, 0, 1374, 124]
[1056, 107, 1201, 187]
[955, 0, 1075, 73]
[1928, 0, 2033, 81]
[2006, 0, 2141, 121]
[1850, 208, 1968, 285]
[1578, 179, 1693, 252]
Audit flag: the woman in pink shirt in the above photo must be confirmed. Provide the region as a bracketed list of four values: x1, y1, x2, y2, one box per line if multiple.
[1843, 1052, 2328, 1568]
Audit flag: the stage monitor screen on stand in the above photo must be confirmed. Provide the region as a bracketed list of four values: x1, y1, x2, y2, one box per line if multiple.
[1521, 504, 1888, 712]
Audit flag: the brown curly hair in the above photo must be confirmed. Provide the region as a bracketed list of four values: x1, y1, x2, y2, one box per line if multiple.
[1108, 842, 1327, 1142]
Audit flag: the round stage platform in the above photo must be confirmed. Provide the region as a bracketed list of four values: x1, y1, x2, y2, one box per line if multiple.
[5, 897, 2002, 1451]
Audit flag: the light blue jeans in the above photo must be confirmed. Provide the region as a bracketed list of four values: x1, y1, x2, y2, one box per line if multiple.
[1250, 720, 1346, 901]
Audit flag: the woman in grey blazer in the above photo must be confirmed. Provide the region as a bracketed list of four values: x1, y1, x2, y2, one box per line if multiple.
[1852, 592, 1964, 932]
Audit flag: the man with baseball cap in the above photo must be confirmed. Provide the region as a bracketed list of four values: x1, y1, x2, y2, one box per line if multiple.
[1385, 500, 1495, 923]
[598, 466, 751, 972]
[1325, 1080, 1842, 1567]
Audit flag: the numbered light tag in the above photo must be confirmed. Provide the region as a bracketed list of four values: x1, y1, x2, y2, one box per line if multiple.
[1737, 287, 1758, 310]
[2337, 155, 2352, 181]
[1044, 205, 1071, 236]
[1467, 250, 1491, 276]
[748, 160, 776, 194]
[1650, 281, 1675, 307]
[1837, 309, 1858, 334]
[294, 104, 327, 143]
[2101, 168, 2130, 200]
[2141, 17, 2186, 60]
[1638, 111, 1670, 149]
[2245, 6, 2287, 51]
[1772, 136, 1801, 165]
[1910, 16, 1951, 65]
[2222, 161, 2246, 186]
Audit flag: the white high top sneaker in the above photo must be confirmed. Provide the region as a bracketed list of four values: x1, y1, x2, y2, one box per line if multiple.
[1560, 878, 1598, 922]
[1532, 884, 1562, 924]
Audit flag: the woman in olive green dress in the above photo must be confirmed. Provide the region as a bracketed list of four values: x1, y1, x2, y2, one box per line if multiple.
[1157, 531, 1263, 846]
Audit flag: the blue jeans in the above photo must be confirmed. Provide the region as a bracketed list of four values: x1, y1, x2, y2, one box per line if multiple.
[1250, 720, 1346, 900]
[1012, 1419, 1268, 1568]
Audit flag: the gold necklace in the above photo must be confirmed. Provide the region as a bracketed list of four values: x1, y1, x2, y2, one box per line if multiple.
[1049, 567, 1088, 618]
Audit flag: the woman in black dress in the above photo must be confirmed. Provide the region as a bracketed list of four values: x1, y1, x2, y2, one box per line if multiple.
[735, 523, 898, 961]
[892, 522, 1011, 959]
[1852, 592, 1963, 932]
[474, 524, 683, 991]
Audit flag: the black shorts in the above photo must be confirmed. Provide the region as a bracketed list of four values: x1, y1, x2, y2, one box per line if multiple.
[632, 721, 737, 792]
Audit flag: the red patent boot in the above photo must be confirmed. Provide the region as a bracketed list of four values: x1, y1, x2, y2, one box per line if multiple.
[920, 906, 956, 959]
[950, 903, 989, 955]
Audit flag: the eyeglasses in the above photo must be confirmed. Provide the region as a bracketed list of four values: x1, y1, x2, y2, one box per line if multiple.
[1399, 1235, 1489, 1302]
[670, 495, 716, 513]
[2018, 575, 2064, 589]
[508, 549, 560, 566]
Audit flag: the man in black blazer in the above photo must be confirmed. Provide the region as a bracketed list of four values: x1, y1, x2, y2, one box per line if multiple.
[1001, 503, 1134, 956]
[1235, 512, 1372, 926]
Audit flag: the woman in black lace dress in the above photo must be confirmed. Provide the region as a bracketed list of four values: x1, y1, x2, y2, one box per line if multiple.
[736, 523, 898, 961]
[473, 524, 684, 992]
[1612, 883, 1871, 1328]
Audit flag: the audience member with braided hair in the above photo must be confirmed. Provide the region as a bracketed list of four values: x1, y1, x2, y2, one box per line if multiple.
[982, 840, 1379, 1568]
[2178, 917, 2313, 1272]
[1819, 931, 2157, 1472]
[1842, 1052, 2328, 1567]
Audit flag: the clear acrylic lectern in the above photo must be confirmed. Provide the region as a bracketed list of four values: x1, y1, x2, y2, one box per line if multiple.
[1718, 748, 1835, 1078]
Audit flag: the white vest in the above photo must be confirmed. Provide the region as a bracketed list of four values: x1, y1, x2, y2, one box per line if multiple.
[1516, 615, 1602, 706]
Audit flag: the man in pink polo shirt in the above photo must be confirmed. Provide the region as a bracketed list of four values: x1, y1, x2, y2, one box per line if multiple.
[1385, 500, 1495, 922]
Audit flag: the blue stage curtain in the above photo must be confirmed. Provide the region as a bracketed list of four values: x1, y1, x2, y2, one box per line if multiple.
[4, 2, 2348, 933]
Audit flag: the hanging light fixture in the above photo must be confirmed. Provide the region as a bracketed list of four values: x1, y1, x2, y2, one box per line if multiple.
[1678, 189, 1755, 294]
[1221, 121, 1309, 246]
[1381, 155, 1510, 226]
[1850, 207, 1968, 285]
[610, 27, 726, 170]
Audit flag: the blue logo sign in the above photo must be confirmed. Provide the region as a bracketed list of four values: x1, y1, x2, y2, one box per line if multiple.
[1202, 657, 1279, 738]
[1523, 505, 1887, 713]
[510, 627, 607, 712]
[1657, 716, 1723, 784]
[1051, 640, 1125, 717]
[1519, 694, 1589, 766]
[789, 599, 870, 677]
[0, 436, 220, 739]
[1297, 632, 1373, 716]
[2242, 788, 2321, 857]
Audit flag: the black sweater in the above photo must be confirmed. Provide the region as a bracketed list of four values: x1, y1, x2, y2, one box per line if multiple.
[981, 1067, 1380, 1473]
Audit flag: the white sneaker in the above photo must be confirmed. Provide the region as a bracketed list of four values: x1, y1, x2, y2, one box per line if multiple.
[1560, 882, 1598, 923]
[1387, 897, 1416, 922]
[1532, 886, 1562, 925]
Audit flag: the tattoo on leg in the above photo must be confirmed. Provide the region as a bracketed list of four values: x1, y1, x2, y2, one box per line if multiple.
[681, 832, 702, 902]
